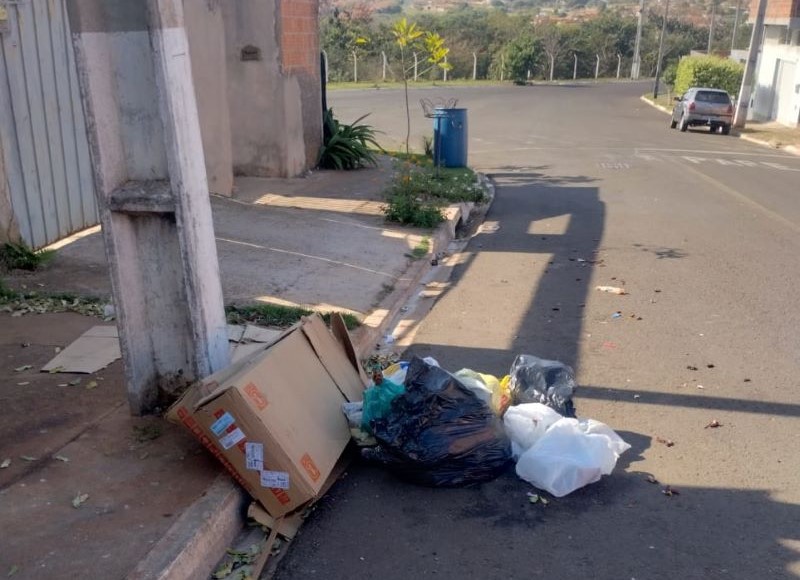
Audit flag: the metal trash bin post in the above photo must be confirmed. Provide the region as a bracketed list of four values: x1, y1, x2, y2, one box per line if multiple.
[433, 107, 468, 168]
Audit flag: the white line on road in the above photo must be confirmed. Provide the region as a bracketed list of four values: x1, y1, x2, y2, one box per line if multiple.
[638, 147, 799, 159]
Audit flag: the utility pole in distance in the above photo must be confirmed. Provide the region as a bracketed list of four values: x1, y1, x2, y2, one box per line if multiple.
[631, 0, 645, 79]
[734, 0, 768, 128]
[653, 0, 671, 98]
[731, 0, 743, 52]
[707, 0, 717, 53]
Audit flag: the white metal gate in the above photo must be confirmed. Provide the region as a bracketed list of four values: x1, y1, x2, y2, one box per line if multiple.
[0, 0, 98, 248]
[774, 59, 797, 127]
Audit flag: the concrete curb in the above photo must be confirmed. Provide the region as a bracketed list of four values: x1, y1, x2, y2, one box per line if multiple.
[128, 475, 248, 580]
[353, 200, 475, 358]
[639, 94, 800, 157]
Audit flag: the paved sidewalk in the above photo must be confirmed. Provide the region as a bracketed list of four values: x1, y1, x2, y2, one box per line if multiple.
[0, 158, 459, 579]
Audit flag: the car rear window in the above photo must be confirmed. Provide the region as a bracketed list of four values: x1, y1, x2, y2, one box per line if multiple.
[695, 91, 731, 104]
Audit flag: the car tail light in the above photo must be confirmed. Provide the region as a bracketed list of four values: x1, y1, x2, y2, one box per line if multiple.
[689, 102, 696, 111]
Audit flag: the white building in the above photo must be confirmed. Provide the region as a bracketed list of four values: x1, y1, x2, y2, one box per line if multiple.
[749, 0, 800, 126]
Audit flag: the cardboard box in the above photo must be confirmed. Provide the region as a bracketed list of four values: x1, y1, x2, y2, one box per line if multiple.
[167, 314, 366, 517]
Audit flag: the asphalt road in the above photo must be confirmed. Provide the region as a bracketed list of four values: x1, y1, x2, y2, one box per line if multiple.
[276, 82, 800, 579]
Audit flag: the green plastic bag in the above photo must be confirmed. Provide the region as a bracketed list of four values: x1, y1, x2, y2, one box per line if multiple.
[361, 379, 405, 434]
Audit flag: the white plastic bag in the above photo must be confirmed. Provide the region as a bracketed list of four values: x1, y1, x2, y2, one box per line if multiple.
[503, 403, 563, 459]
[515, 417, 630, 497]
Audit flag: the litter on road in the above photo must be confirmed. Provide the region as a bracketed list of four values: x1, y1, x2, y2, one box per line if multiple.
[595, 285, 627, 295]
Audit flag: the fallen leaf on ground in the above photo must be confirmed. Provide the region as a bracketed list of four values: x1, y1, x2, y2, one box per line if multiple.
[53, 455, 69, 463]
[646, 475, 659, 484]
[85, 381, 98, 390]
[656, 437, 675, 447]
[8, 564, 19, 577]
[68, 378, 81, 386]
[662, 486, 680, 497]
[19, 455, 37, 462]
[540, 497, 550, 506]
[705, 420, 722, 429]
[527, 493, 540, 504]
[14, 365, 32, 372]
[686, 365, 699, 371]
[48, 366, 64, 374]
[1, 459, 10, 469]
[16, 382, 29, 386]
[211, 561, 233, 579]
[72, 493, 89, 508]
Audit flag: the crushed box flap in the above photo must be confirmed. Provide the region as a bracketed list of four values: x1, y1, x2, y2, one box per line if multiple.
[330, 314, 370, 387]
[301, 314, 365, 402]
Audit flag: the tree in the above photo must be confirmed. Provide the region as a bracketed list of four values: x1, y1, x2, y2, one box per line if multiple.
[391, 18, 450, 155]
[538, 22, 564, 81]
[505, 32, 539, 84]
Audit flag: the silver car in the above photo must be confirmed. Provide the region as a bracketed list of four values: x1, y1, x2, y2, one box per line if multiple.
[670, 88, 734, 134]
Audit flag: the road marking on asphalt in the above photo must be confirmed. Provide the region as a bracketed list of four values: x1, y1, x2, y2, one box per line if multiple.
[665, 159, 800, 236]
[679, 156, 800, 171]
[638, 147, 797, 158]
[598, 162, 630, 169]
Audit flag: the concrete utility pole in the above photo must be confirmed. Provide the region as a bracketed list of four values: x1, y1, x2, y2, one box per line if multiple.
[500, 54, 505, 82]
[595, 54, 600, 80]
[549, 55, 555, 81]
[731, 0, 743, 51]
[574, 53, 578, 80]
[66, 0, 229, 414]
[653, 0, 671, 98]
[707, 0, 717, 53]
[734, 0, 768, 127]
[382, 51, 387, 81]
[617, 54, 622, 79]
[473, 52, 478, 80]
[631, 0, 646, 79]
[413, 52, 418, 81]
[443, 56, 448, 81]
[322, 50, 329, 84]
[353, 50, 358, 83]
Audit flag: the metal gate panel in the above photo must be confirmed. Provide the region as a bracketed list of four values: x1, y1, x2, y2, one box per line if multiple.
[0, 0, 97, 248]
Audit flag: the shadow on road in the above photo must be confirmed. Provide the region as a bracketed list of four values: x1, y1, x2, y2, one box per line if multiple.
[276, 168, 800, 579]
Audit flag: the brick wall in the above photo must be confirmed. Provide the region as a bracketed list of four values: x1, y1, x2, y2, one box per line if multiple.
[750, 0, 800, 21]
[280, 0, 318, 74]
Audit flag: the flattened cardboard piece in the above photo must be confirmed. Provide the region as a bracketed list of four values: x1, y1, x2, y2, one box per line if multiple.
[227, 325, 247, 342]
[301, 315, 365, 403]
[330, 314, 370, 387]
[230, 342, 267, 364]
[41, 325, 121, 373]
[242, 325, 282, 344]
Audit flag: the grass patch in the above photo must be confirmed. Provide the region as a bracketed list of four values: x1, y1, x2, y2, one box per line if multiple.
[226, 303, 361, 331]
[327, 79, 506, 91]
[383, 158, 486, 228]
[1, 242, 55, 271]
[407, 236, 431, 260]
[642, 93, 677, 110]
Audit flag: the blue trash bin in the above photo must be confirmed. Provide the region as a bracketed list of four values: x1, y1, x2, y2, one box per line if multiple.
[433, 108, 468, 168]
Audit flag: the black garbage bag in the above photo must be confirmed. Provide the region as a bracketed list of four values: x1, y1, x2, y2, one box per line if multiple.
[362, 356, 512, 486]
[508, 354, 577, 417]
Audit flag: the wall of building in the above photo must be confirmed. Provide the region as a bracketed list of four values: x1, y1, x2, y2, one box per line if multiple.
[184, 0, 234, 196]
[222, 0, 322, 178]
[750, 27, 800, 125]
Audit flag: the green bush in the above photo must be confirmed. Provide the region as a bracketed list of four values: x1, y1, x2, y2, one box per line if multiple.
[663, 62, 678, 88]
[319, 109, 382, 170]
[673, 56, 744, 97]
[1, 242, 55, 271]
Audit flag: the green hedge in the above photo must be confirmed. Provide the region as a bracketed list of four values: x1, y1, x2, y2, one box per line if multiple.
[673, 55, 744, 96]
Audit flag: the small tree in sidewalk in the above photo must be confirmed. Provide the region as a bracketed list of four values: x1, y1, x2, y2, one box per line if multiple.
[391, 18, 451, 156]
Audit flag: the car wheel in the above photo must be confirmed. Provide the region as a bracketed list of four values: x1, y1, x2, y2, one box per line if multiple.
[721, 124, 730, 135]
[679, 114, 688, 132]
[670, 118, 677, 129]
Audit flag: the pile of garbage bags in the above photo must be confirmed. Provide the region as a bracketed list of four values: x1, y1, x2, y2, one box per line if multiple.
[344, 354, 629, 496]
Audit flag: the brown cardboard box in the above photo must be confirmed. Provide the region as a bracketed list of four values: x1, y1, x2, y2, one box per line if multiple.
[167, 314, 366, 517]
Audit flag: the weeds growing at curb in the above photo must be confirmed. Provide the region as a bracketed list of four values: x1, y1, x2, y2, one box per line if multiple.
[226, 303, 361, 330]
[1, 242, 55, 271]
[406, 237, 431, 260]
